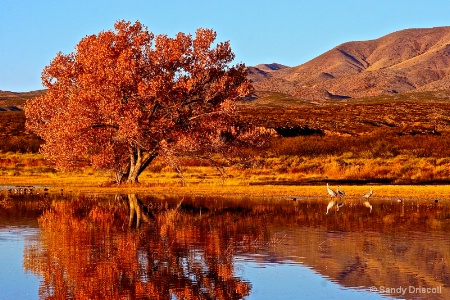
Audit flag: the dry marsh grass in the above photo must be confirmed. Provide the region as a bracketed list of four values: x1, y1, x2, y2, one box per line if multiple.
[3, 148, 450, 186]
[3, 152, 450, 202]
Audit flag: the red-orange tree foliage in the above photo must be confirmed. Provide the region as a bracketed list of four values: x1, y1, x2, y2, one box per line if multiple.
[25, 20, 258, 183]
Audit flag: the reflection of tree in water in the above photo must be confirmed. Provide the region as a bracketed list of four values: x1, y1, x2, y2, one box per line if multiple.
[23, 194, 251, 299]
[21, 194, 450, 298]
[126, 194, 155, 228]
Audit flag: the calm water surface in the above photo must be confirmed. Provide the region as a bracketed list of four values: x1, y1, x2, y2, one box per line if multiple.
[0, 191, 449, 299]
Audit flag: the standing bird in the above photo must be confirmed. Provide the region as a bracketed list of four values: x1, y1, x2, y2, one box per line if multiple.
[326, 183, 338, 214]
[337, 186, 345, 198]
[362, 186, 373, 199]
[327, 183, 338, 200]
[362, 186, 373, 213]
[337, 186, 345, 209]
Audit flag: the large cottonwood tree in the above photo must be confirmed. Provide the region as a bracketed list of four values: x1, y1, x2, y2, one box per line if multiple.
[25, 20, 260, 183]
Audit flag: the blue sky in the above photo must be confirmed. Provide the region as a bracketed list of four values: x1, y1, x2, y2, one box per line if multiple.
[1, 0, 450, 92]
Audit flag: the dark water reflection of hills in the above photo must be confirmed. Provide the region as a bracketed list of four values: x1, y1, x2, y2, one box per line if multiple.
[1, 192, 449, 299]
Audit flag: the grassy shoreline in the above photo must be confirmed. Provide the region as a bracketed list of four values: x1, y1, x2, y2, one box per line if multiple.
[2, 152, 450, 201]
[2, 171, 450, 202]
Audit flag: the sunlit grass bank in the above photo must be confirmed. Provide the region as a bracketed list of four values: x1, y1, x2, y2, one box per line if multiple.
[2, 152, 450, 201]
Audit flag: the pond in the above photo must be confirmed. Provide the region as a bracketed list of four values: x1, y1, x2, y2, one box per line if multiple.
[0, 191, 449, 299]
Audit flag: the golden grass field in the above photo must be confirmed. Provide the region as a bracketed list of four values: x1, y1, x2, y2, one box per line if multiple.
[2, 152, 450, 202]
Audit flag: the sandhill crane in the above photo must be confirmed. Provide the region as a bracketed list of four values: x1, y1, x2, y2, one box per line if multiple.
[326, 183, 339, 214]
[327, 183, 338, 199]
[363, 186, 373, 199]
[336, 185, 346, 209]
[337, 186, 345, 198]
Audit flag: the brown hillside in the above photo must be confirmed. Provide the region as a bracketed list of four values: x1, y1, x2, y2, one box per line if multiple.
[249, 26, 450, 100]
[253, 63, 288, 72]
[0, 90, 46, 108]
[0, 90, 45, 152]
[246, 63, 290, 87]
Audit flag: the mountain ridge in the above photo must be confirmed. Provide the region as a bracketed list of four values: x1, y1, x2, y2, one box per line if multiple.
[249, 26, 450, 100]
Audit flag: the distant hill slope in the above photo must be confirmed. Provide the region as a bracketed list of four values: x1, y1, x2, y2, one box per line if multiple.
[0, 90, 46, 108]
[247, 63, 289, 83]
[248, 26, 450, 100]
[0, 90, 45, 100]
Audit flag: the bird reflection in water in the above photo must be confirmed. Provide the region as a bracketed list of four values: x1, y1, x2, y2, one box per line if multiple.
[363, 200, 373, 213]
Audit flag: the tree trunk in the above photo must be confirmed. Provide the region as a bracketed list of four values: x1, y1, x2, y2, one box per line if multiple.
[126, 147, 157, 183]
